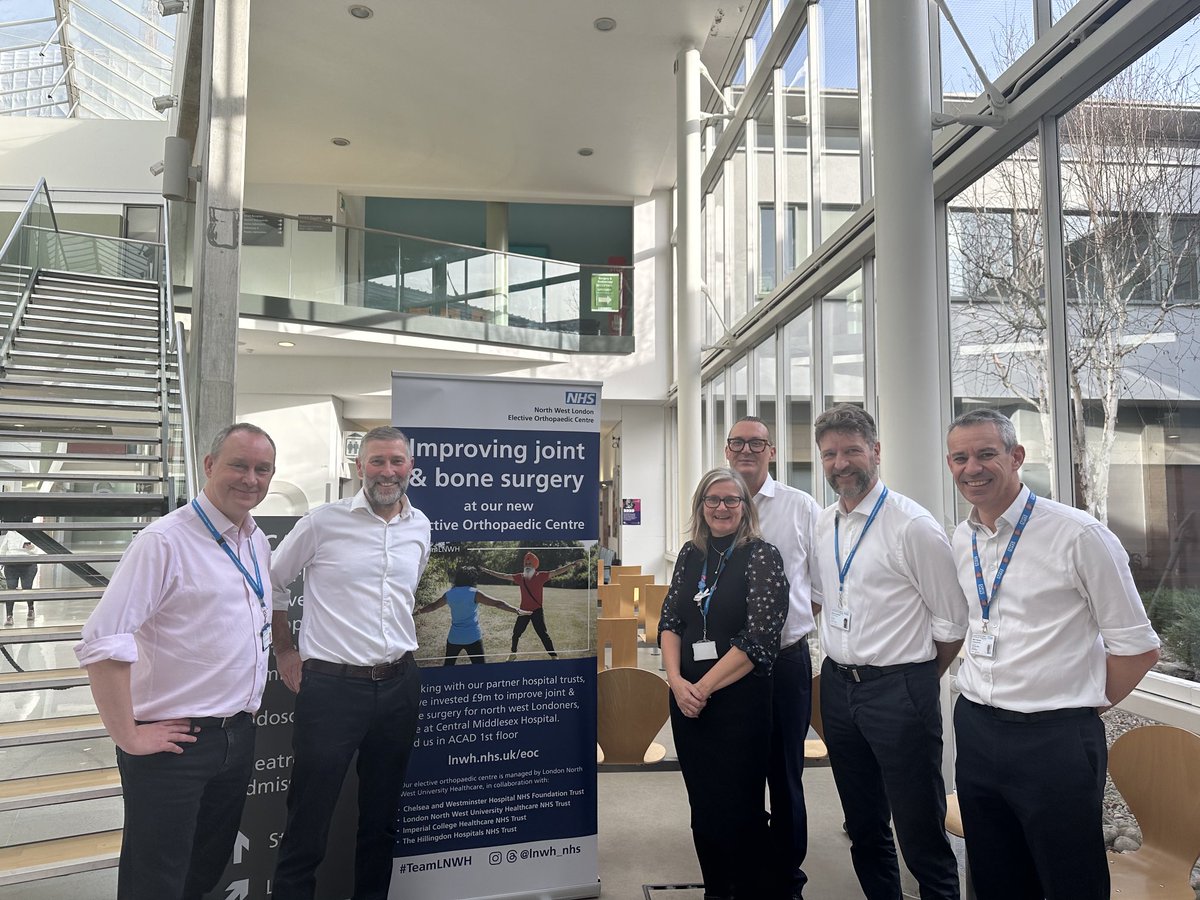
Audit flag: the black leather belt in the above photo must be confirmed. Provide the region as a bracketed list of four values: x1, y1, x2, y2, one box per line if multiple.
[829, 660, 923, 683]
[779, 637, 810, 657]
[188, 711, 252, 730]
[304, 652, 414, 681]
[962, 697, 1097, 723]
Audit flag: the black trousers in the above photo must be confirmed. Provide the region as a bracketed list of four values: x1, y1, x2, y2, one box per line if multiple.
[510, 607, 556, 656]
[820, 658, 958, 900]
[767, 637, 812, 898]
[4, 563, 35, 617]
[272, 659, 421, 900]
[443, 639, 485, 664]
[115, 716, 255, 900]
[672, 673, 778, 899]
[954, 696, 1108, 900]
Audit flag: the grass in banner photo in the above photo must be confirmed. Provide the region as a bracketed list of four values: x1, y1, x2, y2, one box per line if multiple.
[413, 542, 593, 665]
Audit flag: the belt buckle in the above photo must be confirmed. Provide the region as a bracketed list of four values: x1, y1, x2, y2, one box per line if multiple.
[850, 667, 862, 683]
[370, 662, 389, 681]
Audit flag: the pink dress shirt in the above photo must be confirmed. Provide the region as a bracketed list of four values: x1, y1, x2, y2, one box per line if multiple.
[74, 493, 272, 721]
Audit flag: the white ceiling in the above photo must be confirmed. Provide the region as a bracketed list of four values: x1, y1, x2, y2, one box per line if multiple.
[244, 0, 744, 201]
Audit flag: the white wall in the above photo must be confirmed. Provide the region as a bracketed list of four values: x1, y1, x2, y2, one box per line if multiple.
[0, 118, 166, 194]
[238, 393, 342, 514]
[609, 402, 669, 581]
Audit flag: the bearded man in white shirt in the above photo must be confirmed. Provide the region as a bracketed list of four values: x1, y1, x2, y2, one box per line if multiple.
[270, 426, 430, 900]
[724, 416, 821, 899]
[946, 408, 1160, 900]
[76, 422, 277, 900]
[813, 404, 965, 900]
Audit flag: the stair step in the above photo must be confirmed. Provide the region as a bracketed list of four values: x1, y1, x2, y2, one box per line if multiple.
[0, 522, 148, 532]
[22, 315, 159, 336]
[0, 474, 161, 486]
[0, 829, 121, 886]
[18, 326, 158, 345]
[11, 339, 159, 359]
[0, 624, 85, 644]
[0, 667, 88, 692]
[29, 296, 159, 319]
[38, 272, 157, 295]
[0, 410, 163, 427]
[0, 714, 106, 748]
[0, 768, 121, 813]
[0, 396, 161, 411]
[0, 587, 105, 602]
[0, 429, 162, 444]
[0, 494, 167, 517]
[2, 377, 160, 395]
[0, 550, 124, 563]
[4, 364, 161, 382]
[0, 450, 162, 462]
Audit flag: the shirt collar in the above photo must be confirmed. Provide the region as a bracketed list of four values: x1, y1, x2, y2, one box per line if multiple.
[756, 473, 777, 500]
[194, 492, 257, 538]
[967, 483, 1030, 535]
[351, 488, 411, 521]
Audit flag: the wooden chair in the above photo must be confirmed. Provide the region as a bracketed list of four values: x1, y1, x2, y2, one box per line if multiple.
[596, 667, 669, 764]
[639, 583, 668, 647]
[1107, 724, 1200, 898]
[614, 573, 656, 618]
[598, 582, 635, 619]
[596, 616, 638, 671]
[609, 564, 641, 580]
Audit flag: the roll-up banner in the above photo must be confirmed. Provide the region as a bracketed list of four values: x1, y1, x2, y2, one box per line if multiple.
[392, 372, 602, 900]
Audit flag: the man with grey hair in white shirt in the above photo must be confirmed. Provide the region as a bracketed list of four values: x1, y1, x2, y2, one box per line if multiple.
[946, 408, 1160, 900]
[813, 404, 965, 900]
[270, 425, 431, 900]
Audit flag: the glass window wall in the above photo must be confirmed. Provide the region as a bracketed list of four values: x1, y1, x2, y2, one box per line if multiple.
[817, 0, 862, 238]
[783, 310, 815, 493]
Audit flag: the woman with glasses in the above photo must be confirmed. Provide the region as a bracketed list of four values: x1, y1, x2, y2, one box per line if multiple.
[659, 467, 790, 899]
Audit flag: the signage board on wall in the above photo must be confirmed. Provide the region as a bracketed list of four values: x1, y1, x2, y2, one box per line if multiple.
[589, 273, 621, 312]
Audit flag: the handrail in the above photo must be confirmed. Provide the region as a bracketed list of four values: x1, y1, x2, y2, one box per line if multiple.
[159, 200, 175, 509]
[242, 206, 636, 271]
[0, 275, 37, 373]
[174, 320, 197, 494]
[26, 224, 164, 248]
[0, 178, 53, 263]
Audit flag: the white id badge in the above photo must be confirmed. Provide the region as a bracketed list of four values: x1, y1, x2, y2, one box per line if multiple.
[692, 640, 718, 661]
[968, 632, 996, 658]
[828, 607, 852, 632]
[261, 622, 273, 652]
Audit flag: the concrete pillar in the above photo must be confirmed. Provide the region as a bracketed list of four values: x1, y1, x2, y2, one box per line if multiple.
[487, 201, 510, 326]
[676, 46, 703, 543]
[867, 0, 945, 519]
[190, 0, 251, 475]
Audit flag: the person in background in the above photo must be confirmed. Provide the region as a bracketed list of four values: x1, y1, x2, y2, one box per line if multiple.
[416, 564, 527, 664]
[945, 408, 1160, 900]
[75, 423, 276, 900]
[2, 528, 39, 625]
[482, 551, 581, 660]
[659, 466, 790, 899]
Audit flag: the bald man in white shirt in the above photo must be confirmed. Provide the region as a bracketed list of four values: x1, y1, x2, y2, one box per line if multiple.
[76, 423, 277, 900]
[270, 426, 431, 900]
[946, 408, 1160, 900]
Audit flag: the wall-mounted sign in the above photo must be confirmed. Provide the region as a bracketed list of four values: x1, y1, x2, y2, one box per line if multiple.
[344, 432, 364, 460]
[590, 273, 621, 312]
[297, 214, 334, 232]
[622, 497, 641, 526]
[242, 212, 285, 247]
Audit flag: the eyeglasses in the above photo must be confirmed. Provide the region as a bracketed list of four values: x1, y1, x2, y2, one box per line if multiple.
[726, 437, 771, 453]
[702, 495, 745, 509]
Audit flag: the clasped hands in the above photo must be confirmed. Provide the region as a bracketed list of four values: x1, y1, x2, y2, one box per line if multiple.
[669, 676, 710, 718]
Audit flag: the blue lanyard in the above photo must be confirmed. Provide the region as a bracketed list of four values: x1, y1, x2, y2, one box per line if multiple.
[696, 543, 734, 619]
[191, 499, 265, 603]
[834, 486, 888, 598]
[971, 491, 1036, 626]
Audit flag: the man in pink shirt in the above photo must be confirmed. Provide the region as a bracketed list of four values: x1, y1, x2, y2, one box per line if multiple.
[75, 423, 277, 900]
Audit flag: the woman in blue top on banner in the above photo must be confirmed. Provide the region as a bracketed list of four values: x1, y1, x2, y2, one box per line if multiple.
[417, 565, 525, 664]
[659, 467, 790, 900]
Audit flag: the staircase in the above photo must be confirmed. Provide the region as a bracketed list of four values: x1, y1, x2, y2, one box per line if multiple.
[0, 181, 193, 888]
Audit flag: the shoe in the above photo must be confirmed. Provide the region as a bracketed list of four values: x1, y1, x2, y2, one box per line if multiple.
[507, 653, 517, 663]
[3, 617, 12, 626]
[26, 610, 35, 620]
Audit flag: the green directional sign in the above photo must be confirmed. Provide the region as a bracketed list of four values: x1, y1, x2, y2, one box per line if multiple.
[590, 273, 622, 312]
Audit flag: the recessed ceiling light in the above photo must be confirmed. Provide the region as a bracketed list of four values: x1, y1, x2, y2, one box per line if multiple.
[331, 137, 351, 147]
[348, 5, 373, 19]
[593, 17, 616, 32]
[577, 147, 594, 157]
[277, 340, 296, 348]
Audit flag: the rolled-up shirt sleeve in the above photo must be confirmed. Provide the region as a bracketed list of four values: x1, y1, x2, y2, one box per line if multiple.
[1074, 523, 1161, 656]
[902, 515, 969, 643]
[729, 541, 789, 675]
[74, 532, 171, 667]
[270, 514, 318, 612]
[657, 544, 694, 643]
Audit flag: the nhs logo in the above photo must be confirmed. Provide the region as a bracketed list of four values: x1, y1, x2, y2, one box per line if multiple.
[564, 391, 597, 406]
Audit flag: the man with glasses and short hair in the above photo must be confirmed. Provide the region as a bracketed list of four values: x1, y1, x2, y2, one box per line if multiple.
[725, 416, 821, 899]
[813, 405, 965, 900]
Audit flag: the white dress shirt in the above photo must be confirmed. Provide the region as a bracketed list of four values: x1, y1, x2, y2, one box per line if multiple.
[754, 474, 823, 647]
[815, 481, 967, 666]
[270, 490, 431, 666]
[953, 484, 1160, 713]
[75, 494, 272, 720]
